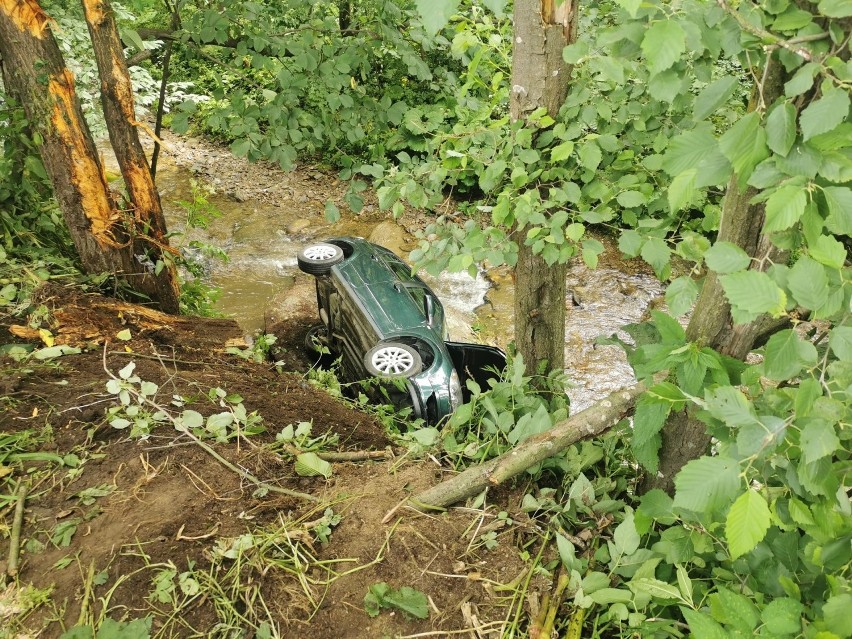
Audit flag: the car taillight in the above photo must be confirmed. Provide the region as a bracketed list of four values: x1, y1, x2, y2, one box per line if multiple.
[449, 369, 463, 410]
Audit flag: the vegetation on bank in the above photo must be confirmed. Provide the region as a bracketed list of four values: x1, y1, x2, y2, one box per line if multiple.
[1, 0, 850, 638]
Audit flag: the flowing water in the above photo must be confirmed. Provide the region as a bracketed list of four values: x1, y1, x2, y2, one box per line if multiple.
[152, 157, 663, 412]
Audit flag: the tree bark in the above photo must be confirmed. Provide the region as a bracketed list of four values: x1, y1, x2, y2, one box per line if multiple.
[81, 0, 180, 312]
[644, 58, 788, 494]
[510, 0, 578, 377]
[0, 0, 180, 312]
[409, 381, 646, 511]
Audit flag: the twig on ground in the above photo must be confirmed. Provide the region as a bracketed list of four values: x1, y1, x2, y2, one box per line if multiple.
[5, 482, 28, 582]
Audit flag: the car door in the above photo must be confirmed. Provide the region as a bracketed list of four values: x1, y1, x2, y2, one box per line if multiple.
[445, 342, 507, 402]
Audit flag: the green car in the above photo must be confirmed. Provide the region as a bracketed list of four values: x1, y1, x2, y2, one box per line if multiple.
[297, 237, 506, 424]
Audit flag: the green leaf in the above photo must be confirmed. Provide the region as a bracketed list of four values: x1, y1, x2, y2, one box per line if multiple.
[829, 325, 852, 360]
[784, 62, 819, 97]
[613, 511, 640, 556]
[615, 0, 642, 18]
[641, 237, 671, 279]
[800, 88, 851, 141]
[481, 0, 507, 18]
[726, 490, 770, 559]
[414, 0, 459, 35]
[704, 241, 751, 273]
[324, 201, 340, 223]
[787, 256, 828, 310]
[578, 141, 602, 171]
[96, 617, 152, 639]
[823, 593, 852, 638]
[383, 586, 429, 620]
[648, 69, 683, 103]
[551, 141, 574, 162]
[706, 386, 758, 426]
[681, 608, 728, 639]
[761, 598, 803, 635]
[180, 410, 204, 430]
[629, 578, 686, 602]
[666, 276, 699, 317]
[231, 138, 251, 158]
[766, 102, 797, 156]
[668, 169, 697, 213]
[764, 329, 814, 381]
[123, 29, 146, 52]
[641, 21, 686, 76]
[693, 76, 737, 121]
[295, 452, 332, 479]
[619, 229, 643, 257]
[617, 190, 647, 208]
[633, 395, 670, 454]
[479, 159, 507, 192]
[709, 586, 760, 632]
[823, 186, 852, 235]
[673, 455, 740, 513]
[809, 235, 847, 269]
[819, 0, 852, 16]
[764, 184, 807, 233]
[720, 271, 786, 323]
[800, 420, 840, 464]
[719, 113, 769, 186]
[662, 127, 718, 175]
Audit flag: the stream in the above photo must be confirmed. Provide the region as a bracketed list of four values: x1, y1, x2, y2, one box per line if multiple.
[149, 149, 663, 412]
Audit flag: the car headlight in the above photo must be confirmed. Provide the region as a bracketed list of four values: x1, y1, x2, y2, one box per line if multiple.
[449, 369, 463, 410]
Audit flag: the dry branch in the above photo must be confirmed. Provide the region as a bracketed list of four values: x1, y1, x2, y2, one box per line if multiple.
[5, 482, 27, 581]
[409, 382, 646, 511]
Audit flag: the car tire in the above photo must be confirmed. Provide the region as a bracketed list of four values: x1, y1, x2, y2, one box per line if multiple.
[305, 324, 330, 353]
[297, 243, 344, 275]
[364, 342, 423, 378]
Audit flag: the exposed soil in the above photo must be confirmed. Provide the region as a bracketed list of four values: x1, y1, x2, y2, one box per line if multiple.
[1, 284, 542, 638]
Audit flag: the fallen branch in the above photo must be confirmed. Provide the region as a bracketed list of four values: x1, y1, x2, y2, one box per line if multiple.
[5, 482, 27, 582]
[408, 382, 646, 511]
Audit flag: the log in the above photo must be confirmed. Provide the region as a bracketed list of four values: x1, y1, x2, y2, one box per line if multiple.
[409, 382, 647, 511]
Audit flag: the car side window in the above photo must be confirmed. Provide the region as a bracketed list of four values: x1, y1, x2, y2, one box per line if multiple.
[386, 258, 414, 282]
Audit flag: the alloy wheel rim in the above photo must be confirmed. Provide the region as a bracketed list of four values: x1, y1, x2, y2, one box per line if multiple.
[371, 346, 415, 375]
[304, 245, 338, 261]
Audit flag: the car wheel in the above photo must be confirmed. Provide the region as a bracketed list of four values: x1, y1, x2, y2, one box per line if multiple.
[364, 342, 423, 378]
[305, 324, 330, 353]
[297, 243, 344, 275]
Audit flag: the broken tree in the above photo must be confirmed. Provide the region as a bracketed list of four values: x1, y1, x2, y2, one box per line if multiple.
[0, 0, 180, 312]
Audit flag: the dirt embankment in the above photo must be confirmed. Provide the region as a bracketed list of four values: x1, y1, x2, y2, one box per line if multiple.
[1, 284, 539, 638]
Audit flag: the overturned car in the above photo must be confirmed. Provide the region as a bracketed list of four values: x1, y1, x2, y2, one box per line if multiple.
[297, 237, 506, 424]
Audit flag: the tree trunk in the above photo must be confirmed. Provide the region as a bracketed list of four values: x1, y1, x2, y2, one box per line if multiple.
[644, 58, 788, 494]
[0, 0, 180, 313]
[510, 0, 578, 377]
[81, 0, 180, 312]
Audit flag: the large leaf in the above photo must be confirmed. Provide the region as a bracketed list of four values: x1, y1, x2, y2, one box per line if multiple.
[819, 0, 852, 16]
[704, 241, 751, 273]
[761, 598, 804, 635]
[726, 490, 770, 559]
[661, 126, 717, 176]
[787, 256, 828, 311]
[763, 329, 816, 381]
[720, 270, 786, 323]
[766, 101, 797, 156]
[800, 88, 850, 141]
[764, 183, 807, 233]
[693, 76, 737, 121]
[823, 186, 852, 235]
[809, 235, 847, 269]
[414, 0, 459, 35]
[681, 608, 728, 639]
[706, 386, 758, 427]
[295, 452, 333, 479]
[800, 419, 840, 464]
[673, 456, 740, 513]
[719, 113, 769, 186]
[641, 21, 686, 76]
[829, 325, 852, 360]
[665, 276, 699, 316]
[668, 169, 697, 213]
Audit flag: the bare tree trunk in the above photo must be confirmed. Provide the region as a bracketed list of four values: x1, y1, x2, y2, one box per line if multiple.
[82, 0, 180, 312]
[0, 0, 180, 313]
[643, 60, 788, 494]
[510, 0, 578, 378]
